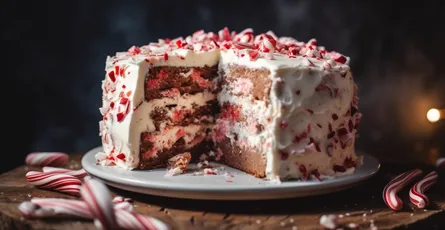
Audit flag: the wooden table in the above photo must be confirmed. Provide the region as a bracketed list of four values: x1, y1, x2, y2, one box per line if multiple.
[0, 153, 444, 230]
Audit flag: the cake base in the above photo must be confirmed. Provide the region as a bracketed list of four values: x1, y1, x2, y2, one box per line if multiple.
[138, 139, 213, 170]
[219, 137, 266, 178]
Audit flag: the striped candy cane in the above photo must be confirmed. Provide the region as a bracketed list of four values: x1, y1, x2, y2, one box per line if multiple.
[25, 152, 69, 167]
[383, 169, 423, 211]
[409, 171, 438, 208]
[26, 171, 82, 196]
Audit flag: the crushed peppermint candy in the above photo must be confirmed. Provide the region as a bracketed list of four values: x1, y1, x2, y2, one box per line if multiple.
[165, 152, 191, 177]
[319, 214, 339, 229]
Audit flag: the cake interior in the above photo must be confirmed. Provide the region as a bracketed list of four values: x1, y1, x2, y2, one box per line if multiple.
[213, 65, 272, 178]
[138, 65, 217, 169]
[138, 64, 271, 177]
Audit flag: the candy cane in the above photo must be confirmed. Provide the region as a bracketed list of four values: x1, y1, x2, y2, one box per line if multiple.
[19, 198, 91, 218]
[409, 171, 438, 208]
[80, 177, 117, 230]
[18, 198, 167, 230]
[42, 167, 88, 179]
[383, 169, 423, 211]
[25, 152, 69, 167]
[18, 198, 133, 218]
[436, 158, 445, 168]
[115, 208, 167, 230]
[26, 171, 81, 196]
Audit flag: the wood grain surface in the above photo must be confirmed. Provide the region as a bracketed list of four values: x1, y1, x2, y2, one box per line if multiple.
[0, 154, 444, 230]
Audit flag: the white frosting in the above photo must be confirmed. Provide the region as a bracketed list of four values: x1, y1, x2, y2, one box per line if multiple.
[98, 28, 361, 181]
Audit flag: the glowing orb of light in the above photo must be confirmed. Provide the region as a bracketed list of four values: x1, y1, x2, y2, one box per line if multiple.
[427, 108, 441, 123]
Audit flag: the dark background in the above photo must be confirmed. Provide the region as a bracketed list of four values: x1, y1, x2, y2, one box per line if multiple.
[2, 0, 445, 172]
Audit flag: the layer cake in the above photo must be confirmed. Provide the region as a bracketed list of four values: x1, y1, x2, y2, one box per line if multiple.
[96, 28, 362, 181]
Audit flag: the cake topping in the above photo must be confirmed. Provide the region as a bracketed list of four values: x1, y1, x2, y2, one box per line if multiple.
[105, 27, 349, 70]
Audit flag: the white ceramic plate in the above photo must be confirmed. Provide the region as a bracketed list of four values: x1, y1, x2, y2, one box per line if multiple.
[82, 146, 380, 200]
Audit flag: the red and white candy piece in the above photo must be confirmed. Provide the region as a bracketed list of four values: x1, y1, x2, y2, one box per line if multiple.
[18, 198, 167, 230]
[436, 158, 445, 168]
[115, 208, 167, 230]
[19, 198, 92, 218]
[25, 152, 69, 167]
[409, 171, 438, 208]
[18, 198, 133, 219]
[383, 169, 423, 211]
[256, 34, 277, 53]
[42, 166, 88, 179]
[26, 171, 82, 196]
[80, 177, 117, 229]
[112, 196, 133, 204]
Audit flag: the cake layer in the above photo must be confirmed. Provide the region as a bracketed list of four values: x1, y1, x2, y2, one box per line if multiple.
[139, 139, 213, 170]
[218, 136, 267, 178]
[150, 99, 218, 131]
[145, 66, 218, 101]
[214, 66, 272, 154]
[213, 67, 272, 177]
[220, 65, 271, 102]
[139, 125, 212, 169]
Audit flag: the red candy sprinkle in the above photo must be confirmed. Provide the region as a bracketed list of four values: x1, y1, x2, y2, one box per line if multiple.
[299, 165, 309, 180]
[176, 40, 183, 48]
[280, 151, 289, 160]
[248, 50, 259, 60]
[280, 121, 288, 129]
[334, 55, 347, 64]
[120, 97, 128, 105]
[108, 71, 116, 82]
[293, 132, 308, 143]
[116, 113, 125, 122]
[116, 153, 126, 161]
[312, 169, 322, 181]
[128, 46, 141, 55]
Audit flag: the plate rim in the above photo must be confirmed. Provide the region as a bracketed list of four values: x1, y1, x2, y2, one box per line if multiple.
[82, 146, 380, 199]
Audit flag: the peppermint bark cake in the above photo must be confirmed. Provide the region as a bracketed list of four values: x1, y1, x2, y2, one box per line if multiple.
[97, 28, 362, 181]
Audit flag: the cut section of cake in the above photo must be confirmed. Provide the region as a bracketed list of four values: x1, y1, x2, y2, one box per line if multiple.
[96, 28, 362, 182]
[97, 33, 220, 170]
